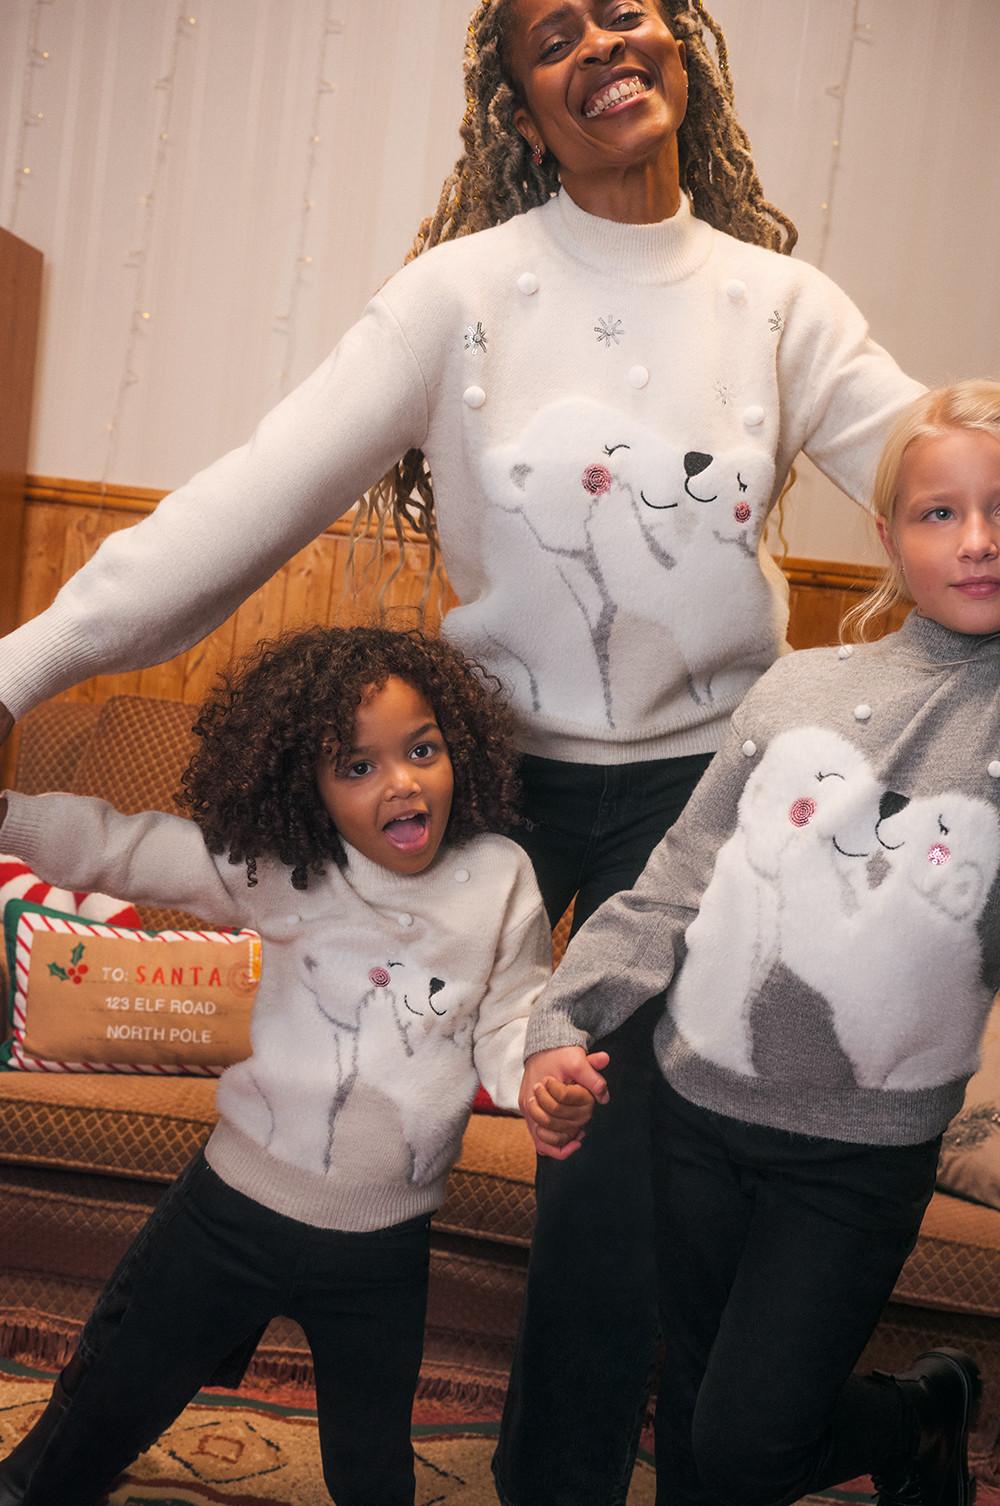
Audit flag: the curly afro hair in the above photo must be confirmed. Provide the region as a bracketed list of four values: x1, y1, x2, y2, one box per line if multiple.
[176, 625, 522, 890]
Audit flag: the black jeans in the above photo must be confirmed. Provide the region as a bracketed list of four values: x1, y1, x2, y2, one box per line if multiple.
[651, 1079, 940, 1506]
[22, 1153, 430, 1506]
[494, 749, 713, 1506]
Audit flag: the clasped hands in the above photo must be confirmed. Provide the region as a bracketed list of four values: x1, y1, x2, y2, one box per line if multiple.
[519, 1046, 610, 1160]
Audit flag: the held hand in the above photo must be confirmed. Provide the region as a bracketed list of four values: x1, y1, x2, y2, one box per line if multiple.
[527, 1076, 595, 1144]
[519, 1046, 610, 1160]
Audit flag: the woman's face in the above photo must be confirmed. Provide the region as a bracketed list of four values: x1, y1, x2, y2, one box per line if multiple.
[505, 0, 688, 183]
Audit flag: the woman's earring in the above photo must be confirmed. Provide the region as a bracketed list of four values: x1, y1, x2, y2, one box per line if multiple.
[531, 142, 544, 167]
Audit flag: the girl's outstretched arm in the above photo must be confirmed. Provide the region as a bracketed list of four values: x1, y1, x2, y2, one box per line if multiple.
[0, 789, 247, 929]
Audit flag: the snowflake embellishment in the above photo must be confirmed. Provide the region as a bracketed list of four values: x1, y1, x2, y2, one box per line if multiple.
[714, 380, 733, 407]
[464, 321, 488, 354]
[594, 315, 624, 349]
[768, 309, 784, 334]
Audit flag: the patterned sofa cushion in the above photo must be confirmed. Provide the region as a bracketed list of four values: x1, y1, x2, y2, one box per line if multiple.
[0, 1067, 538, 1245]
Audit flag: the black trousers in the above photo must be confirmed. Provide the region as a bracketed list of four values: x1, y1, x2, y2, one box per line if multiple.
[21, 1153, 430, 1506]
[495, 749, 713, 1506]
[651, 1079, 940, 1506]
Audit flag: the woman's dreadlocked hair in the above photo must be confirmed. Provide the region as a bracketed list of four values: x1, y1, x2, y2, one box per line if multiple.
[354, 0, 799, 588]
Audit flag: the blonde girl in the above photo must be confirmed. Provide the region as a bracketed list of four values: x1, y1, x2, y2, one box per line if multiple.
[524, 380, 1000, 1506]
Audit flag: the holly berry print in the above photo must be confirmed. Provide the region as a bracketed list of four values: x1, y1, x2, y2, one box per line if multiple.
[47, 940, 89, 985]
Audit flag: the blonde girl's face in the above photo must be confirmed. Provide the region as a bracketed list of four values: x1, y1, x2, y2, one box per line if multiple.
[316, 677, 455, 876]
[877, 429, 1000, 636]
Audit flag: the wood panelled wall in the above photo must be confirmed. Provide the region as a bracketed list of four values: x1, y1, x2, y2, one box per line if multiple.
[5, 476, 909, 779]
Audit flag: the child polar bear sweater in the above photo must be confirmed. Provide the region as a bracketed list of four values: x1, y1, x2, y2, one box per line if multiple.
[0, 193, 921, 765]
[525, 612, 1000, 1147]
[1, 793, 550, 1230]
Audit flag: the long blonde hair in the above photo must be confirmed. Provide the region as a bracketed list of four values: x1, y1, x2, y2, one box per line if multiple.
[842, 379, 1000, 642]
[354, 0, 798, 584]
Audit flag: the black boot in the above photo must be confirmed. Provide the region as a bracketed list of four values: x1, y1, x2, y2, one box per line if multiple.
[872, 1348, 982, 1506]
[0, 1353, 86, 1505]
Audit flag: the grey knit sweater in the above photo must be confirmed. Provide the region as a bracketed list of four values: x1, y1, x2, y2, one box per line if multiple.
[526, 613, 1000, 1145]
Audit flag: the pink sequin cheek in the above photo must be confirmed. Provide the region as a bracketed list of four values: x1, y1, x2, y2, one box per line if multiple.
[368, 966, 391, 988]
[789, 797, 817, 827]
[927, 843, 951, 866]
[734, 501, 752, 523]
[582, 463, 612, 497]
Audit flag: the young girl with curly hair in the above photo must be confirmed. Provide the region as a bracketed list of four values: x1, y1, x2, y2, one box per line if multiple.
[0, 625, 597, 1506]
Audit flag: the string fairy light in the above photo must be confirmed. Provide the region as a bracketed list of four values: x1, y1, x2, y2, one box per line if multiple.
[815, 0, 873, 271]
[6, 0, 55, 232]
[272, 5, 345, 396]
[99, 3, 200, 493]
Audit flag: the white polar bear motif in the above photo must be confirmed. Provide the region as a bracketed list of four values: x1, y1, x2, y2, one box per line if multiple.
[783, 790, 1000, 1089]
[671, 727, 883, 1076]
[239, 948, 476, 1184]
[474, 399, 777, 729]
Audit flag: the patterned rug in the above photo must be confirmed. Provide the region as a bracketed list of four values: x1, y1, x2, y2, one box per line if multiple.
[0, 1357, 996, 1505]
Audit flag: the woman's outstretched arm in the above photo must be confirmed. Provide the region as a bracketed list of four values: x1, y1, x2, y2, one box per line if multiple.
[0, 293, 428, 725]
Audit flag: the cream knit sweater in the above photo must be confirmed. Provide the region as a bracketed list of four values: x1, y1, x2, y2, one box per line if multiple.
[2, 791, 550, 1229]
[0, 192, 921, 763]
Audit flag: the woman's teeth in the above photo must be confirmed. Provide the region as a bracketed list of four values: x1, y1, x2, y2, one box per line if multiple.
[585, 76, 649, 118]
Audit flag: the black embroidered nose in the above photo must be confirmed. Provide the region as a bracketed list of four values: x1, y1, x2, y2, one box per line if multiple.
[429, 978, 445, 997]
[684, 451, 713, 477]
[878, 790, 910, 821]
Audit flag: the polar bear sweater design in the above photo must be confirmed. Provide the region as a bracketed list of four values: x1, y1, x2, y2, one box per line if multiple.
[1, 797, 550, 1229]
[526, 613, 1000, 1146]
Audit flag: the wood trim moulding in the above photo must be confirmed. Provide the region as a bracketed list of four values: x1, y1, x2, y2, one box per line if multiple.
[27, 475, 357, 540]
[25, 475, 884, 589]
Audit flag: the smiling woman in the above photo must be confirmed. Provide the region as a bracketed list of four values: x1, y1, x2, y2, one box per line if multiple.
[0, 0, 935, 1503]
[505, 0, 691, 221]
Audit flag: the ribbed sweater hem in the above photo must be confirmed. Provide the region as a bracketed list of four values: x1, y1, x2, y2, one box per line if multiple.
[514, 707, 732, 766]
[663, 1054, 965, 1148]
[205, 1123, 447, 1231]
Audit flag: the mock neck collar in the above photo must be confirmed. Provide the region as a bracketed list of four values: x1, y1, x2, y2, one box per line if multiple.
[893, 608, 1000, 665]
[538, 187, 715, 285]
[338, 839, 446, 896]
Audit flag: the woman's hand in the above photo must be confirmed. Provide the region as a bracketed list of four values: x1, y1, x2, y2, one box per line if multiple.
[520, 1046, 610, 1160]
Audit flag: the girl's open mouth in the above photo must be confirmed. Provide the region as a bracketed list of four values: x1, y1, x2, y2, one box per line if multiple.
[383, 812, 431, 853]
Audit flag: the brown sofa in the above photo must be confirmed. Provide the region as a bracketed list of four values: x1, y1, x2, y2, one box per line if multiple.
[3, 694, 1000, 1474]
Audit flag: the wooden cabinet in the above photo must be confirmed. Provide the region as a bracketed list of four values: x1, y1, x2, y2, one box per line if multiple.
[0, 228, 42, 642]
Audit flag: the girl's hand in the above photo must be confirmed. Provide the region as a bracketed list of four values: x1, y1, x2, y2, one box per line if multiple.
[520, 1046, 610, 1159]
[526, 1076, 598, 1149]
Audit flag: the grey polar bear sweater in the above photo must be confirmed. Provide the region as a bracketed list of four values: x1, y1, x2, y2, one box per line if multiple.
[1, 792, 551, 1229]
[0, 192, 920, 765]
[526, 613, 1000, 1147]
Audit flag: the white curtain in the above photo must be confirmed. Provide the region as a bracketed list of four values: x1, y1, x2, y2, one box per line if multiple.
[2, 0, 998, 563]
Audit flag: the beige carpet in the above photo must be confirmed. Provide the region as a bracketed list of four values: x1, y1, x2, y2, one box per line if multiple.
[1, 1358, 972, 1505]
[0, 1360, 657, 1504]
